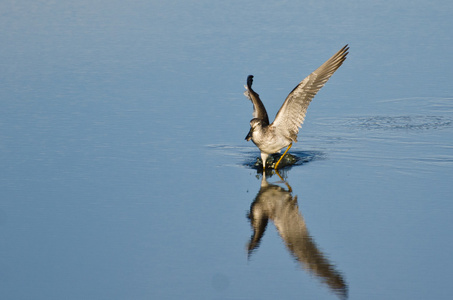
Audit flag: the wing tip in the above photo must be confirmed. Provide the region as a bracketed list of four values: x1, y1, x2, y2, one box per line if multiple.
[247, 75, 254, 89]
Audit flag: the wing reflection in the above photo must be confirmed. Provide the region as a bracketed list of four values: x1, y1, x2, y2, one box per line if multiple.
[247, 172, 348, 299]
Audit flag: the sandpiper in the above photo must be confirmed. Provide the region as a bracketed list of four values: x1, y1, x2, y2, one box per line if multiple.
[244, 45, 349, 169]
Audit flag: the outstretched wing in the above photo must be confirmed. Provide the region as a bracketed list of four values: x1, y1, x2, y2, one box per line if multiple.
[244, 75, 270, 126]
[271, 45, 349, 141]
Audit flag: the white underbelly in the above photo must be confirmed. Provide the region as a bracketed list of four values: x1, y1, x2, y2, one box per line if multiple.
[253, 132, 292, 154]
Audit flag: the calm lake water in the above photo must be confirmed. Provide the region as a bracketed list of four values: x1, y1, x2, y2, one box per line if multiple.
[1, 1, 453, 299]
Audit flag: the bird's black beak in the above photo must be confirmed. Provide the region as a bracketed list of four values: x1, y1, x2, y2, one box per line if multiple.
[245, 128, 253, 141]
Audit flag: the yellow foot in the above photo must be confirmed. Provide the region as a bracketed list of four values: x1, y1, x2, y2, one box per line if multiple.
[274, 143, 292, 170]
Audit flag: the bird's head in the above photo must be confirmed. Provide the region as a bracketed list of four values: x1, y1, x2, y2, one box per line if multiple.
[245, 118, 262, 141]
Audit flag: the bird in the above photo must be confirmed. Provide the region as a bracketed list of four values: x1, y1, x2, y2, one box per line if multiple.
[244, 45, 349, 170]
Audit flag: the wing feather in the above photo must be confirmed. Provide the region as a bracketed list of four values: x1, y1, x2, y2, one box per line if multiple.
[244, 75, 270, 125]
[272, 45, 349, 141]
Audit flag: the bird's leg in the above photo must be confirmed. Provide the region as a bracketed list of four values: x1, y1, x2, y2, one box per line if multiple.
[274, 143, 292, 170]
[261, 153, 269, 170]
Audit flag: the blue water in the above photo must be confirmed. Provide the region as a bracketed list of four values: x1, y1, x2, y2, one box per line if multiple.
[1, 1, 453, 299]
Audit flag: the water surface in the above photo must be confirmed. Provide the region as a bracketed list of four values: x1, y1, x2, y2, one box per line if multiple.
[1, 1, 453, 299]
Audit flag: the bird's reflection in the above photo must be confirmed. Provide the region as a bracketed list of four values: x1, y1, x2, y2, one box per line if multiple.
[247, 172, 348, 299]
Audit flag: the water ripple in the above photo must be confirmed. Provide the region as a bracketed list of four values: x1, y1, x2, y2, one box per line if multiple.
[346, 115, 452, 131]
